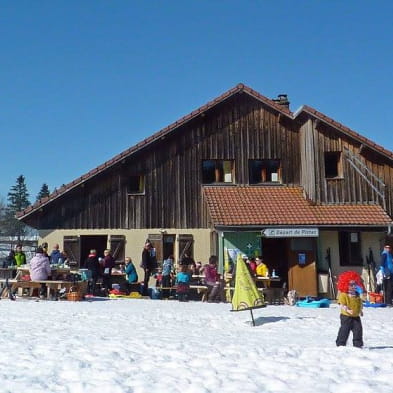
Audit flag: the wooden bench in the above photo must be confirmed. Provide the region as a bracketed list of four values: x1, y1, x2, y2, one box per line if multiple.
[156, 284, 209, 301]
[1, 280, 88, 299]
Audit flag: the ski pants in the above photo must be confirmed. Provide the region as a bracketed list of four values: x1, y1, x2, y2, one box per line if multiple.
[336, 314, 363, 348]
[383, 276, 393, 305]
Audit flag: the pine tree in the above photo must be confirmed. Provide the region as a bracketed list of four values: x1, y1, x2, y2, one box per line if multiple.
[36, 183, 50, 201]
[0, 197, 6, 236]
[5, 175, 31, 240]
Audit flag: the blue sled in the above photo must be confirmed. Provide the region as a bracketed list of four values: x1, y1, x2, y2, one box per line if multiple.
[296, 297, 331, 308]
[363, 301, 387, 308]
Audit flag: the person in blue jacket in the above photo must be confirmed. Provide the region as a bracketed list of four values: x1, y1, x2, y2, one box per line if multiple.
[124, 257, 138, 293]
[176, 265, 191, 302]
[380, 244, 393, 306]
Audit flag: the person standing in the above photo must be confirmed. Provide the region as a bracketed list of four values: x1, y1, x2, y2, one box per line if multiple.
[14, 244, 26, 267]
[102, 249, 115, 295]
[162, 255, 174, 299]
[336, 271, 364, 348]
[176, 264, 191, 302]
[49, 243, 62, 265]
[84, 249, 100, 295]
[380, 244, 393, 306]
[29, 247, 51, 299]
[141, 242, 156, 296]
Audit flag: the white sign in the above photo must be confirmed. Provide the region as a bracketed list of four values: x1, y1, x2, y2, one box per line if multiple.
[262, 228, 319, 238]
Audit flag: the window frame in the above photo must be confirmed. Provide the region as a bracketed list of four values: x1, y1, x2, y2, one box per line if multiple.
[339, 231, 362, 266]
[127, 174, 145, 195]
[202, 159, 234, 184]
[324, 152, 343, 179]
[248, 159, 281, 184]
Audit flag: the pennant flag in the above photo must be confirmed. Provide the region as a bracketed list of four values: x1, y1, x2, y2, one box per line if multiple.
[224, 247, 230, 273]
[231, 253, 265, 312]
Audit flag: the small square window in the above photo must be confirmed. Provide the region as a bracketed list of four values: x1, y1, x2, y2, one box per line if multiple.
[249, 159, 281, 184]
[324, 152, 342, 178]
[127, 175, 144, 194]
[202, 160, 233, 184]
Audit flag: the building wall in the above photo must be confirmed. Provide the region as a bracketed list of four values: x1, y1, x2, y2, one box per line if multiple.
[319, 230, 385, 277]
[299, 118, 393, 211]
[38, 228, 213, 278]
[26, 94, 300, 230]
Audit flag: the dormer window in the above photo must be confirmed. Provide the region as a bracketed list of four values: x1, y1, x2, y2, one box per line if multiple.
[202, 160, 234, 184]
[249, 159, 281, 184]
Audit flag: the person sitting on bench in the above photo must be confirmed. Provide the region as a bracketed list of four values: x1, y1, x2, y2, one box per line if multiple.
[29, 247, 51, 299]
[202, 255, 225, 303]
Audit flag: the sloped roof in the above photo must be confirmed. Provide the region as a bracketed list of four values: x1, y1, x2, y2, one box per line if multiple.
[18, 83, 393, 220]
[203, 186, 393, 227]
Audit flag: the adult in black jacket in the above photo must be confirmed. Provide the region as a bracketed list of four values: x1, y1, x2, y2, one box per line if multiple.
[141, 242, 156, 296]
[84, 249, 100, 295]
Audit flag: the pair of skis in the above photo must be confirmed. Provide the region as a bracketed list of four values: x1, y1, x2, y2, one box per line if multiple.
[0, 278, 16, 301]
[326, 248, 336, 299]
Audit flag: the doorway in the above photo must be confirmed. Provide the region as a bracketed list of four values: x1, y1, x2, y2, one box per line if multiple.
[287, 238, 317, 296]
[80, 235, 108, 265]
[163, 234, 175, 259]
[261, 238, 288, 287]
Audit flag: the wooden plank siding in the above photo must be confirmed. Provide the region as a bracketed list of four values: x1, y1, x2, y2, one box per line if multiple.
[301, 121, 393, 210]
[21, 92, 393, 230]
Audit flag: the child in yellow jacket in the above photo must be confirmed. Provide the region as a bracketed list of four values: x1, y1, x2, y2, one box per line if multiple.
[336, 271, 364, 348]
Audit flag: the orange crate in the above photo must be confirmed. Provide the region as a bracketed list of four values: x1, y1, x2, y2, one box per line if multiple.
[369, 292, 383, 303]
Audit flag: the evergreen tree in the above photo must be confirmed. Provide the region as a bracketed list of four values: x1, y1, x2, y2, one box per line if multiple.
[36, 183, 50, 201]
[5, 175, 31, 240]
[0, 197, 6, 236]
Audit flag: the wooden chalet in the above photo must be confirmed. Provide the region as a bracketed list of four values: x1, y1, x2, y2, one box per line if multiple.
[18, 83, 393, 297]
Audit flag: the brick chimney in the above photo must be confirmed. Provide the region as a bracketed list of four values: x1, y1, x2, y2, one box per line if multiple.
[272, 94, 290, 109]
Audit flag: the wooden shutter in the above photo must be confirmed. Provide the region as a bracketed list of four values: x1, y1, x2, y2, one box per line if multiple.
[178, 234, 194, 261]
[110, 235, 126, 262]
[63, 236, 80, 267]
[148, 234, 163, 264]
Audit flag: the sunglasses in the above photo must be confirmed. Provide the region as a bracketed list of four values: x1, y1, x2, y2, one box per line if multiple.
[349, 282, 356, 286]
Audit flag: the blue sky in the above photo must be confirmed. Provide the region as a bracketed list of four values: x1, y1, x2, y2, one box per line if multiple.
[1, 1, 393, 202]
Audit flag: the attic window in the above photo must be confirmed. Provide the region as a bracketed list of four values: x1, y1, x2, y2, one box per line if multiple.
[249, 159, 281, 183]
[202, 160, 233, 184]
[127, 175, 145, 194]
[324, 152, 342, 178]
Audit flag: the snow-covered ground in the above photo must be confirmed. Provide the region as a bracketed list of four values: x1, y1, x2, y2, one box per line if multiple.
[1, 298, 393, 393]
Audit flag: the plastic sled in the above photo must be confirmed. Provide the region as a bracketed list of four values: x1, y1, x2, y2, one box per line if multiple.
[363, 301, 387, 308]
[296, 297, 331, 308]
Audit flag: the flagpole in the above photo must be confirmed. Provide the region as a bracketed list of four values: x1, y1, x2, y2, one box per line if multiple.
[250, 309, 255, 326]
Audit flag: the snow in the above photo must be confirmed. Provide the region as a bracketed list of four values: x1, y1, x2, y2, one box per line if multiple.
[1, 298, 393, 393]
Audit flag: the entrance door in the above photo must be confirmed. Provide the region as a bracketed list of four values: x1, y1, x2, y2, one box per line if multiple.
[80, 235, 108, 265]
[163, 235, 175, 260]
[261, 238, 288, 287]
[287, 238, 317, 296]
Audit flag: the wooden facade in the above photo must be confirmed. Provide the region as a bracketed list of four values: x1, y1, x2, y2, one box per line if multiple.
[21, 86, 393, 233]
[22, 93, 302, 230]
[17, 83, 393, 296]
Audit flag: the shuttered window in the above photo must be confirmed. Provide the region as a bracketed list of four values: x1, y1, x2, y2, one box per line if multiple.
[63, 236, 80, 267]
[178, 234, 194, 261]
[339, 231, 362, 266]
[110, 235, 126, 262]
